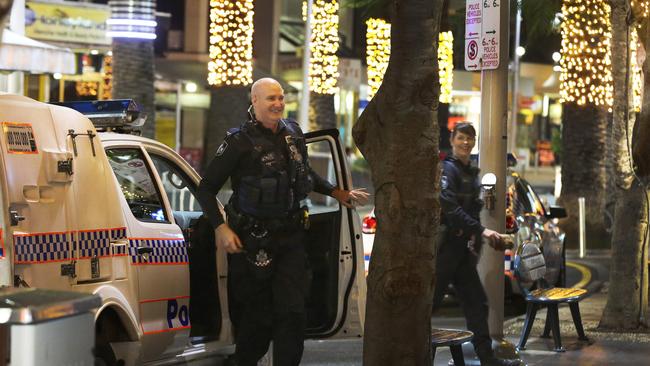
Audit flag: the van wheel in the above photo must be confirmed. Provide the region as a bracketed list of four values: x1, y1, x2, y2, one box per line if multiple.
[95, 309, 128, 366]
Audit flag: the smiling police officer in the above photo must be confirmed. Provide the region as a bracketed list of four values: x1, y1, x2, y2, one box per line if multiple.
[434, 122, 519, 366]
[197, 78, 368, 366]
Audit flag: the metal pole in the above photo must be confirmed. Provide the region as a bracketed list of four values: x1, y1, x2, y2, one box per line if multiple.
[579, 197, 586, 258]
[510, 3, 521, 154]
[8, 0, 25, 95]
[477, 0, 519, 361]
[175, 81, 182, 153]
[298, 0, 313, 131]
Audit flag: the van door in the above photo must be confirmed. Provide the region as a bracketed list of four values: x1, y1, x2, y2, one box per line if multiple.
[303, 129, 366, 339]
[103, 145, 190, 362]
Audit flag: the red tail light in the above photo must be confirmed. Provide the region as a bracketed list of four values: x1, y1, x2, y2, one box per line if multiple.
[362, 215, 377, 234]
[505, 213, 517, 234]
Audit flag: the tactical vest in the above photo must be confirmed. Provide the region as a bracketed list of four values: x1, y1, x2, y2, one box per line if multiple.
[234, 120, 313, 218]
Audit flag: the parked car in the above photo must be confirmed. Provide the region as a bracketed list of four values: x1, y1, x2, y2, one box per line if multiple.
[360, 170, 567, 301]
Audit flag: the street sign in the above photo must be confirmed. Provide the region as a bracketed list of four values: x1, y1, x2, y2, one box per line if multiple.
[464, 0, 500, 71]
[464, 0, 482, 71]
[481, 0, 500, 69]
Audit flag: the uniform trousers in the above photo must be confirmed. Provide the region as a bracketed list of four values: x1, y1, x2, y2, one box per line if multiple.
[433, 236, 494, 360]
[229, 229, 308, 366]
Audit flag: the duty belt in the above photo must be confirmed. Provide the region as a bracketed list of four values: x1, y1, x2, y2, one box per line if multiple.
[225, 204, 310, 238]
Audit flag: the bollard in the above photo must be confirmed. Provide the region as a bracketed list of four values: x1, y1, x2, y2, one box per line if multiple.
[578, 197, 586, 258]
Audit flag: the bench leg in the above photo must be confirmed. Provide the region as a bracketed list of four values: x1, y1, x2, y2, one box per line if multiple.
[541, 310, 552, 338]
[517, 302, 538, 350]
[547, 304, 565, 352]
[569, 302, 589, 341]
[449, 345, 465, 366]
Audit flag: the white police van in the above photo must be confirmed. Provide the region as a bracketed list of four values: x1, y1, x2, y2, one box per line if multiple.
[0, 94, 366, 365]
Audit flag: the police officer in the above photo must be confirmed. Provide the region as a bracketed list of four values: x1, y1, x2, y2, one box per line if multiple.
[197, 78, 368, 366]
[434, 122, 519, 366]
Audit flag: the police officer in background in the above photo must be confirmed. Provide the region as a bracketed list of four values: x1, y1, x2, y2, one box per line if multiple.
[197, 78, 368, 366]
[434, 122, 519, 366]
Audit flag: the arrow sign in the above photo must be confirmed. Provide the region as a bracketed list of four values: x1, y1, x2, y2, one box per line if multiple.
[485, 30, 496, 34]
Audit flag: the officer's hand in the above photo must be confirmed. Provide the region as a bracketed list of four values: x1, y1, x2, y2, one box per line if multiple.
[481, 228, 506, 251]
[215, 224, 243, 254]
[332, 188, 370, 208]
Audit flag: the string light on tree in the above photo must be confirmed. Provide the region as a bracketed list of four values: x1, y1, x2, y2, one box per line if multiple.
[366, 19, 454, 103]
[308, 0, 340, 95]
[365, 18, 391, 99]
[559, 0, 612, 108]
[208, 0, 254, 87]
[631, 0, 650, 18]
[438, 31, 454, 104]
[630, 27, 642, 112]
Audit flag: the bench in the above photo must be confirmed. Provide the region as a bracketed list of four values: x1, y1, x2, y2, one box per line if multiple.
[513, 242, 589, 352]
[431, 328, 473, 366]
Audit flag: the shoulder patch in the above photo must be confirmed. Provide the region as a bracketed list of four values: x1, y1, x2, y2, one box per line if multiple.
[215, 141, 228, 156]
[441, 175, 449, 190]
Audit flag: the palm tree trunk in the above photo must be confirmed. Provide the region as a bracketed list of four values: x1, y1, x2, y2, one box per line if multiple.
[112, 40, 156, 139]
[600, 0, 649, 329]
[202, 86, 249, 171]
[558, 102, 609, 249]
[352, 0, 443, 364]
[308, 92, 336, 132]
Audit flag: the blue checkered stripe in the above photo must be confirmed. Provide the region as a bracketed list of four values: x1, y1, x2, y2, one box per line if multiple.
[14, 232, 70, 263]
[78, 230, 111, 258]
[128, 238, 188, 265]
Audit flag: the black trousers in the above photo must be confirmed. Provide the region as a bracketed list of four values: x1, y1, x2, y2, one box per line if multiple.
[433, 237, 494, 360]
[229, 229, 308, 366]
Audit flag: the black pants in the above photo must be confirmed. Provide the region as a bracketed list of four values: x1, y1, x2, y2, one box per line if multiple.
[229, 229, 308, 366]
[433, 237, 494, 360]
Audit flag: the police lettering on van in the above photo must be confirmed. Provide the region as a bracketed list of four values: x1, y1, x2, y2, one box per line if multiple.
[0, 94, 366, 365]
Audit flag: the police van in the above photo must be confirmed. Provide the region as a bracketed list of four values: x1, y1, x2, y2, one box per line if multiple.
[0, 94, 367, 365]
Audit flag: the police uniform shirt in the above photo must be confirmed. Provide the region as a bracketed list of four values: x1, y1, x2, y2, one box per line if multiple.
[440, 155, 485, 238]
[197, 119, 335, 229]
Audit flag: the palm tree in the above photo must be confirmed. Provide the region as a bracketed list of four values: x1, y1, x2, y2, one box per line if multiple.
[557, 0, 612, 249]
[112, 40, 156, 138]
[600, 0, 649, 330]
[203, 0, 254, 170]
[352, 0, 444, 363]
[308, 0, 339, 132]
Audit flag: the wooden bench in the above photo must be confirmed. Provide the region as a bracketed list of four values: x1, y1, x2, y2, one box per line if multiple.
[513, 242, 589, 352]
[431, 328, 473, 366]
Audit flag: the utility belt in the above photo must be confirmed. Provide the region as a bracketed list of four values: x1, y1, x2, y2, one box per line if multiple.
[225, 204, 310, 239]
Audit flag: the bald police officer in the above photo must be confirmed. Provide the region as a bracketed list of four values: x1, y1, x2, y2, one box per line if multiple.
[197, 78, 368, 366]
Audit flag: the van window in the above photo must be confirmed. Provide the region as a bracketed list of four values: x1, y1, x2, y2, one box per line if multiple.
[106, 148, 169, 223]
[307, 140, 339, 214]
[149, 155, 202, 212]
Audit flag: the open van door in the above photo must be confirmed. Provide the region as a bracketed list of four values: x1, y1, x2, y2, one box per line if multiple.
[303, 129, 366, 339]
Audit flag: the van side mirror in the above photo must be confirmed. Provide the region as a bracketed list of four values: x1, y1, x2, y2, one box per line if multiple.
[546, 206, 567, 219]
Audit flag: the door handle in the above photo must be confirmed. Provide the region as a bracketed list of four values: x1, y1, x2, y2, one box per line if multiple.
[137, 246, 153, 255]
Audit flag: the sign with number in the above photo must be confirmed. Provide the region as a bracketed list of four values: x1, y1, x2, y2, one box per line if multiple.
[464, 0, 500, 71]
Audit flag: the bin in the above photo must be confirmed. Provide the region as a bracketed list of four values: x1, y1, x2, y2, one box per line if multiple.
[0, 287, 101, 366]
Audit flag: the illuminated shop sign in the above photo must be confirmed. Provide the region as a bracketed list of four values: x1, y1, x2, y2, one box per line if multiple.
[25, 1, 110, 45]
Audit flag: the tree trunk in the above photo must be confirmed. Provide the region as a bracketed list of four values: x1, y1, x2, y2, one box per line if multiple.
[112, 39, 156, 139]
[308, 92, 336, 132]
[600, 0, 649, 330]
[202, 86, 250, 171]
[558, 102, 610, 249]
[352, 0, 443, 364]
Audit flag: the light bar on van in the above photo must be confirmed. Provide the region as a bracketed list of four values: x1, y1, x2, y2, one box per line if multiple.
[52, 100, 146, 130]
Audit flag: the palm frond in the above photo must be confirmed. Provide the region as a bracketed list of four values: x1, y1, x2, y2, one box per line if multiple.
[521, 0, 561, 39]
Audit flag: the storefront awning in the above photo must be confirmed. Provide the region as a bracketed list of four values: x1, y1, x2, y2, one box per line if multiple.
[0, 29, 76, 74]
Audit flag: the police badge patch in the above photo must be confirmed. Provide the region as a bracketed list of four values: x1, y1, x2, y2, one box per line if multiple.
[215, 141, 228, 156]
[441, 175, 449, 190]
